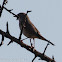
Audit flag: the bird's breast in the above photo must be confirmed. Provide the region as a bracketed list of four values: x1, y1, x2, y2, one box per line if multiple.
[19, 21, 38, 38]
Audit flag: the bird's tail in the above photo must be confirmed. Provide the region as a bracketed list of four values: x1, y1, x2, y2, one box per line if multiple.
[37, 34, 55, 46]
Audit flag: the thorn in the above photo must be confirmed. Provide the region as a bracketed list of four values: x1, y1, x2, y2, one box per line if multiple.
[32, 55, 37, 62]
[0, 41, 3, 46]
[6, 22, 10, 34]
[13, 15, 19, 20]
[0, 5, 2, 17]
[26, 10, 32, 15]
[7, 40, 13, 46]
[0, 34, 4, 46]
[27, 10, 32, 14]
[49, 40, 55, 46]
[50, 56, 55, 62]
[43, 43, 50, 55]
[52, 56, 54, 60]
[8, 9, 13, 12]
[2, 35, 4, 41]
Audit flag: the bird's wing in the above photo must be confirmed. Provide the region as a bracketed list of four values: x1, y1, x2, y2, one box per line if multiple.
[32, 23, 40, 34]
[26, 15, 40, 34]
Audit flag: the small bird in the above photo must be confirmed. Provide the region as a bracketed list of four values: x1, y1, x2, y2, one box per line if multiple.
[15, 12, 54, 47]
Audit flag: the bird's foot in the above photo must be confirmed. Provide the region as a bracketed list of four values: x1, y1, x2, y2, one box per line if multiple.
[31, 47, 35, 52]
[31, 45, 35, 52]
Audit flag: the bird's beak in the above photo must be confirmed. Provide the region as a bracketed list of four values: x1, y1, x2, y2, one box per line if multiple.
[13, 14, 19, 20]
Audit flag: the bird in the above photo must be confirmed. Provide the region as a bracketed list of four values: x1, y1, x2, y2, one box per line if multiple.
[15, 12, 54, 47]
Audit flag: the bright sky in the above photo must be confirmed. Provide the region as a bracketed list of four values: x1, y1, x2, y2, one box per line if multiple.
[0, 0, 62, 62]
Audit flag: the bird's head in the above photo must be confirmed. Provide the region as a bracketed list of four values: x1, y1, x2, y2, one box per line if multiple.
[14, 11, 31, 20]
[14, 13, 26, 20]
[17, 13, 26, 17]
[14, 12, 31, 23]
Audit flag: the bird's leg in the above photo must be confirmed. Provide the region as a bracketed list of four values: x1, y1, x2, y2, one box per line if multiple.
[30, 39, 33, 47]
[33, 38, 35, 48]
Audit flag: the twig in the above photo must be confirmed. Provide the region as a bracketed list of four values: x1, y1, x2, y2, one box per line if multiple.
[32, 55, 37, 62]
[0, 0, 8, 17]
[26, 10, 32, 15]
[7, 40, 13, 45]
[0, 40, 3, 46]
[6, 22, 10, 34]
[6, 22, 13, 45]
[3, 6, 18, 18]
[0, 34, 4, 46]
[43, 43, 50, 55]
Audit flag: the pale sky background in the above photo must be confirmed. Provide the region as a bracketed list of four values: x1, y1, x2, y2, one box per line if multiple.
[0, 0, 62, 62]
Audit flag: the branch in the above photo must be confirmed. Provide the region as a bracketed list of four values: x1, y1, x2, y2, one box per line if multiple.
[0, 0, 8, 17]
[3, 6, 18, 17]
[0, 29, 56, 62]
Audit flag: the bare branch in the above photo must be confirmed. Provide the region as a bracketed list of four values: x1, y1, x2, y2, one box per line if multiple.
[3, 6, 18, 18]
[0, 29, 56, 62]
[0, 0, 8, 17]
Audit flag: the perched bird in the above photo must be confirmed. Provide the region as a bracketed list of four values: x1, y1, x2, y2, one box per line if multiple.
[15, 12, 54, 47]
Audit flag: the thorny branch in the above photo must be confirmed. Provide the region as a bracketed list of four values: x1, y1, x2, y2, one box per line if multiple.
[3, 6, 18, 18]
[0, 0, 8, 17]
[0, 29, 56, 62]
